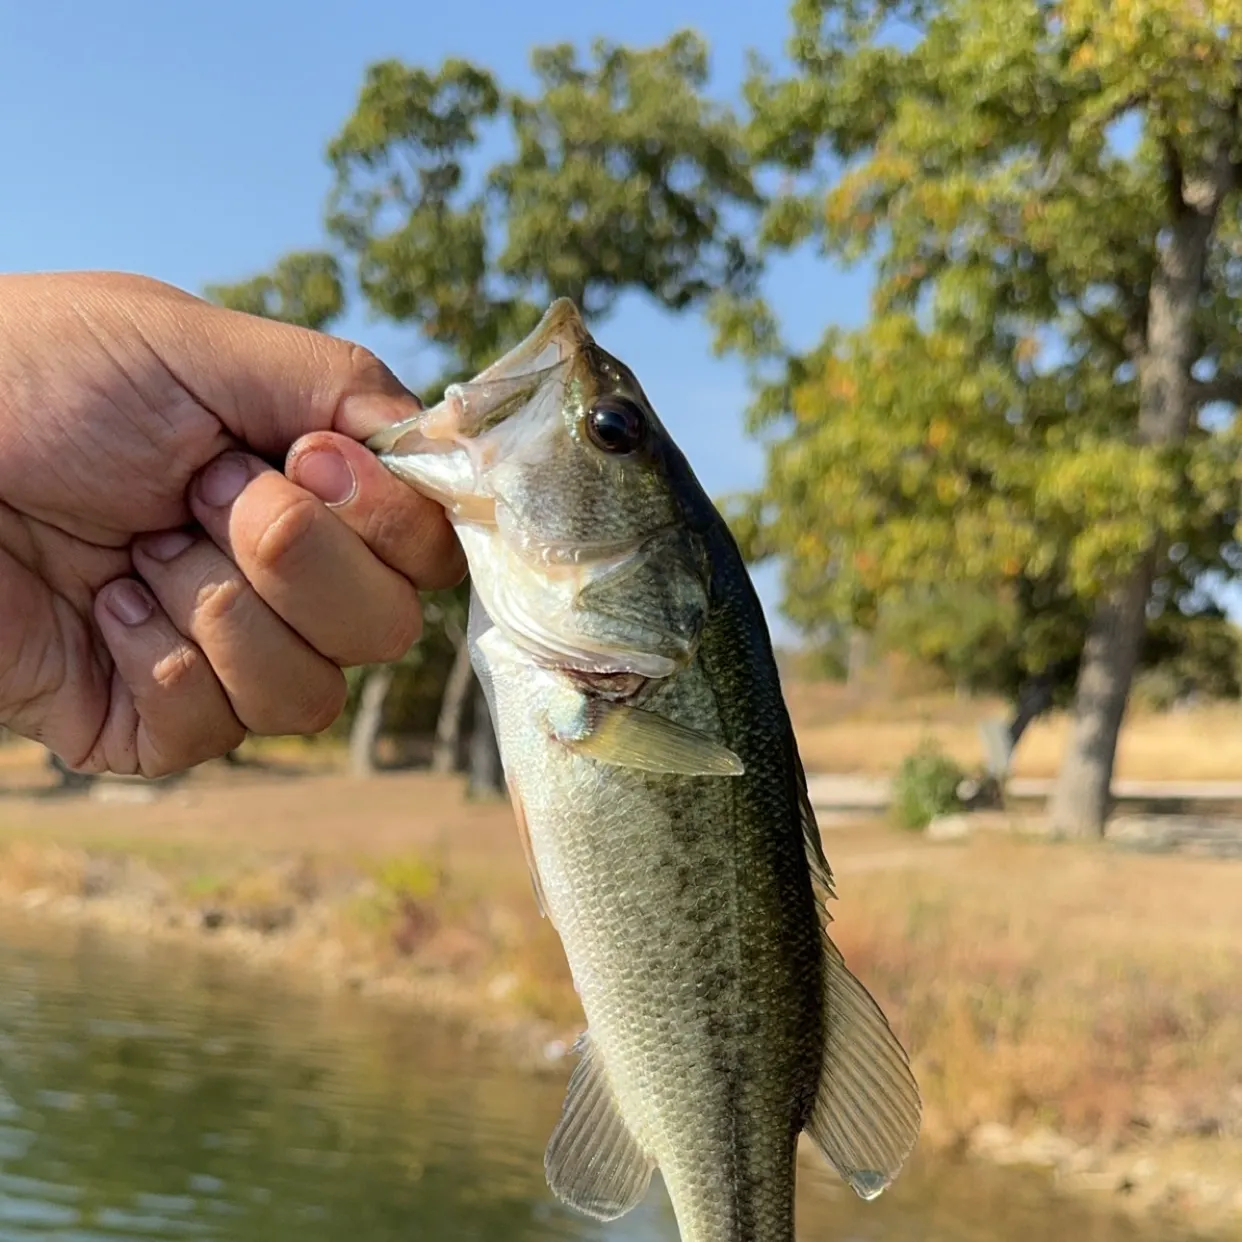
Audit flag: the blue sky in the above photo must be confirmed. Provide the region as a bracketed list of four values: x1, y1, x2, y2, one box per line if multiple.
[2, 1, 878, 644]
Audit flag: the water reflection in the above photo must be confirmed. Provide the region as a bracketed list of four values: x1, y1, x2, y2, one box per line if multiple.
[0, 914, 1198, 1242]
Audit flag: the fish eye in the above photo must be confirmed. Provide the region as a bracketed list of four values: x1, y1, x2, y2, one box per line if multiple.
[585, 396, 647, 456]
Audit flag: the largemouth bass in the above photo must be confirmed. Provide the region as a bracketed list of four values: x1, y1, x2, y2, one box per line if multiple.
[367, 301, 921, 1242]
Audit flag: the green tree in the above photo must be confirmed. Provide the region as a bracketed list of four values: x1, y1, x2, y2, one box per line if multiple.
[203, 251, 344, 330]
[321, 34, 759, 372]
[209, 32, 761, 788]
[726, 0, 1242, 835]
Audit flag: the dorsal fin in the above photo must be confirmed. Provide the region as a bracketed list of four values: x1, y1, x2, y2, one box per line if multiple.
[794, 750, 835, 899]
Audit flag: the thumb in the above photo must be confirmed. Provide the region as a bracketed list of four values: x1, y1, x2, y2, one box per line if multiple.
[118, 273, 421, 454]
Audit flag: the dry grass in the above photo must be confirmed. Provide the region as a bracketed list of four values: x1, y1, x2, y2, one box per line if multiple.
[785, 681, 1242, 780]
[828, 832, 1242, 1150]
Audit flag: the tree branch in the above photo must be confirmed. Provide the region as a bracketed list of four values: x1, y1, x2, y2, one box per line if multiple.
[1076, 306, 1129, 360]
[1161, 134, 1187, 215]
[1191, 374, 1242, 407]
[1074, 302, 1145, 360]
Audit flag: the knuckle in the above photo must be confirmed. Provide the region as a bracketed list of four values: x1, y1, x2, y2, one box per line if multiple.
[138, 754, 172, 780]
[151, 643, 206, 696]
[140, 749, 182, 781]
[252, 496, 319, 575]
[192, 573, 251, 628]
[244, 670, 346, 738]
[291, 673, 348, 736]
[142, 720, 245, 780]
[373, 609, 422, 663]
[346, 342, 403, 395]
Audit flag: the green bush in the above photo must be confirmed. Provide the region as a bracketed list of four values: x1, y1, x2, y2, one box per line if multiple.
[892, 740, 966, 831]
[373, 853, 440, 902]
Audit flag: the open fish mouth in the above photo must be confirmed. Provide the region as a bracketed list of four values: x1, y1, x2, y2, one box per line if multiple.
[365, 299, 591, 522]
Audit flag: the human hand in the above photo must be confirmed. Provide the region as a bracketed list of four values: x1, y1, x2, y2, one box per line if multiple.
[0, 271, 464, 777]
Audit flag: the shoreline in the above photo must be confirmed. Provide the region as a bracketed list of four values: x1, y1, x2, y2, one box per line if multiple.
[0, 852, 573, 1078]
[2, 829, 1239, 1238]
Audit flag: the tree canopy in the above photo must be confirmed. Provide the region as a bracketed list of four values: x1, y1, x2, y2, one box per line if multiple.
[205, 11, 1242, 832]
[725, 0, 1242, 830]
[212, 33, 760, 386]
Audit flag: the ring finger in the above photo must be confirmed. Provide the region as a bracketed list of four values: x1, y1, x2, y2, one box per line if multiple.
[133, 528, 348, 737]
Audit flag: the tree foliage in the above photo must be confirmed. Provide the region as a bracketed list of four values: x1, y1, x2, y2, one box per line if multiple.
[726, 0, 1242, 826]
[204, 251, 344, 331]
[217, 33, 760, 382]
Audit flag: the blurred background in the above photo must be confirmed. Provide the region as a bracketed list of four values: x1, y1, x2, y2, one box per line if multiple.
[1, 2, 1240, 1240]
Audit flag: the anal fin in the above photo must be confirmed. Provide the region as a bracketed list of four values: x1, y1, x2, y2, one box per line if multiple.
[805, 937, 923, 1200]
[544, 1031, 655, 1221]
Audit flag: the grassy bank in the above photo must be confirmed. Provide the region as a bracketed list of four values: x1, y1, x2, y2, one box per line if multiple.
[1, 738, 1240, 1232]
[785, 683, 1242, 781]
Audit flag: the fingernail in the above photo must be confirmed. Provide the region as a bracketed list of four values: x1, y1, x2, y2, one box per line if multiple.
[296, 448, 357, 507]
[196, 454, 250, 507]
[138, 530, 194, 562]
[105, 581, 154, 627]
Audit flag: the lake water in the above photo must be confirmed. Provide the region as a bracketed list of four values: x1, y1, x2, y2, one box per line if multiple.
[0, 911, 1200, 1242]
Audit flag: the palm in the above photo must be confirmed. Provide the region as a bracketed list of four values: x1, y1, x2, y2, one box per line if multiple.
[0, 502, 137, 762]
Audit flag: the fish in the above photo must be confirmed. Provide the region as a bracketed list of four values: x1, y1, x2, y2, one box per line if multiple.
[366, 300, 921, 1242]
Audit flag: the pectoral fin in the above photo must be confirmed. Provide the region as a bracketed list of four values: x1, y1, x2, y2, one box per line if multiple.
[548, 693, 744, 777]
[544, 1032, 654, 1221]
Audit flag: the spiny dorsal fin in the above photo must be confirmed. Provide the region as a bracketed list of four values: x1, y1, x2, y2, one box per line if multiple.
[805, 937, 922, 1200]
[544, 1031, 655, 1221]
[794, 749, 835, 899]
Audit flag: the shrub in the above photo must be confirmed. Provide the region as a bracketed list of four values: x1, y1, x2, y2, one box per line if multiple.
[892, 739, 966, 831]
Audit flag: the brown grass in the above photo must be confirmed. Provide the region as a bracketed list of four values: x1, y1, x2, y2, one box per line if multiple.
[785, 682, 1242, 780]
[825, 832, 1242, 1150]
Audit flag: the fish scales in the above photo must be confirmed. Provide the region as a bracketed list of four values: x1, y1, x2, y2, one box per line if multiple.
[484, 547, 821, 1240]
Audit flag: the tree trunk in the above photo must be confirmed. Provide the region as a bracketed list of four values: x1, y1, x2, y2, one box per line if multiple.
[1046, 562, 1155, 835]
[349, 665, 394, 778]
[1048, 141, 1234, 837]
[1006, 658, 1078, 755]
[846, 628, 869, 689]
[431, 631, 474, 774]
[466, 678, 505, 800]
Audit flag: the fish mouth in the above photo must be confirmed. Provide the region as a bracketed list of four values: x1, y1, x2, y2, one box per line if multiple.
[366, 298, 591, 524]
